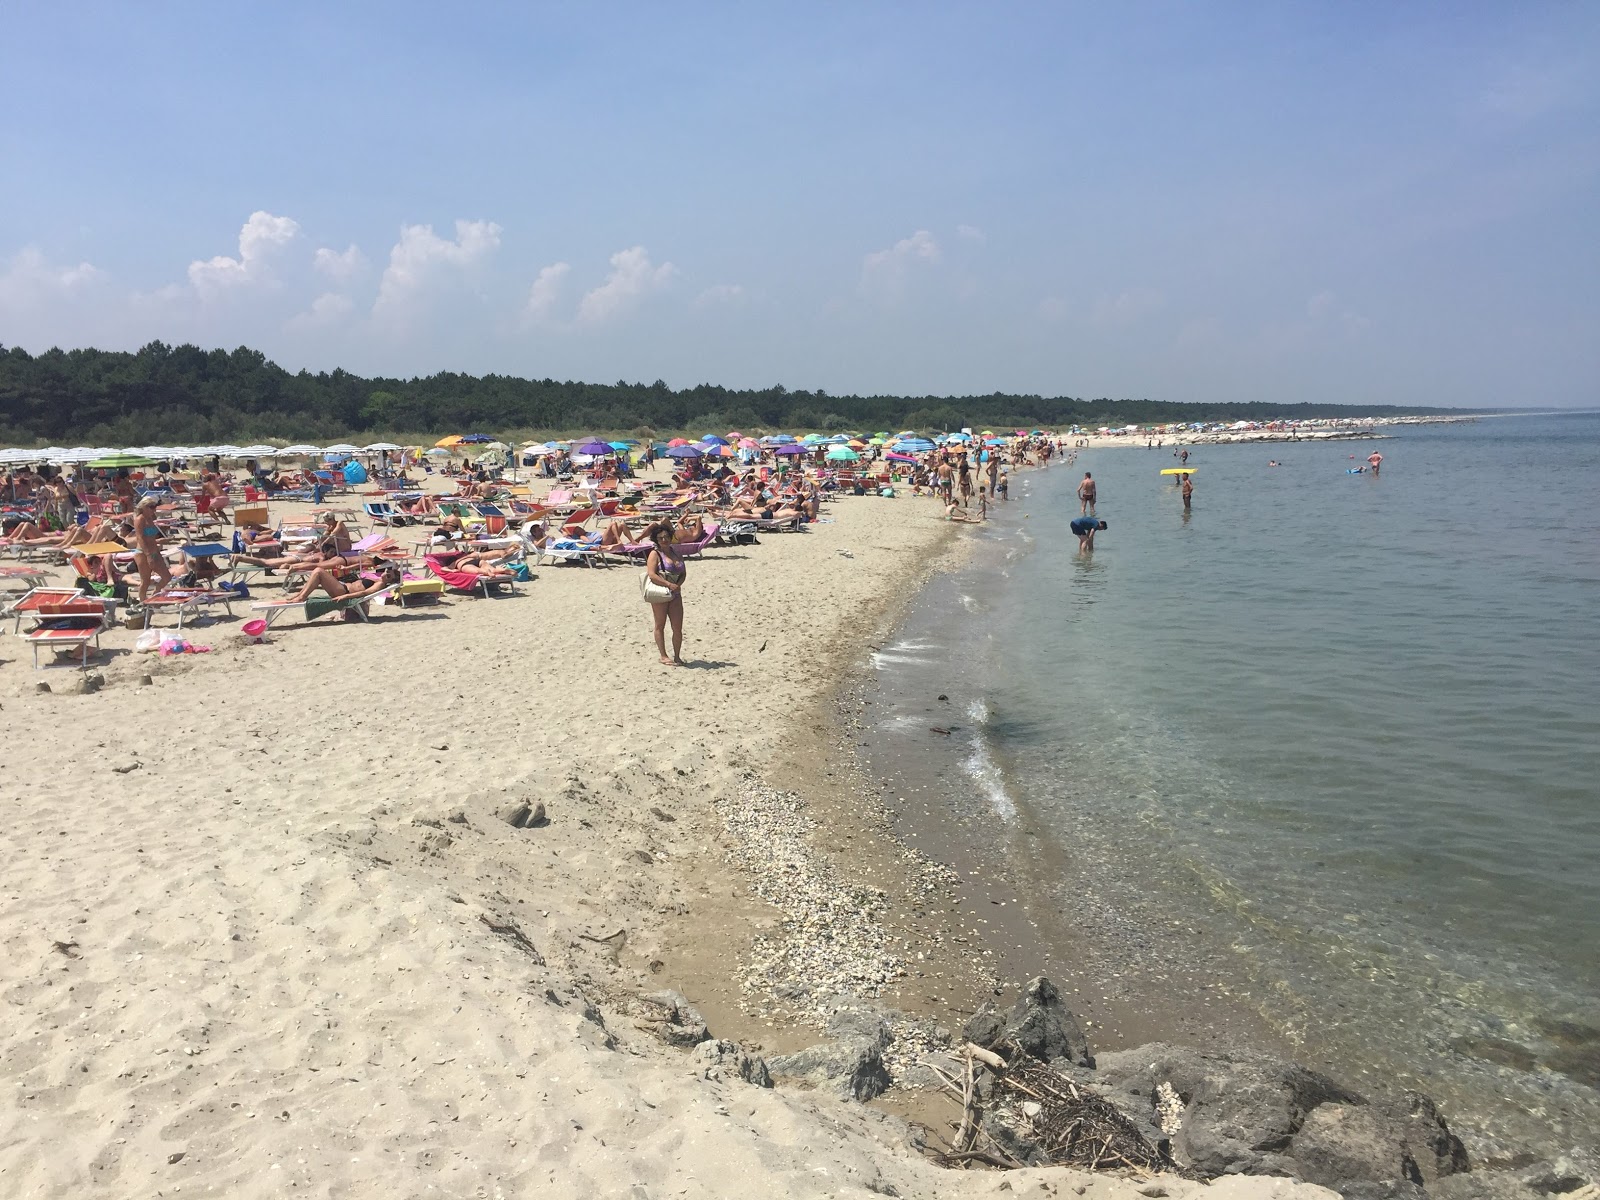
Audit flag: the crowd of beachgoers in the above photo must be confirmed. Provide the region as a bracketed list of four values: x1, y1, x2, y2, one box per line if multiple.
[0, 429, 1072, 668]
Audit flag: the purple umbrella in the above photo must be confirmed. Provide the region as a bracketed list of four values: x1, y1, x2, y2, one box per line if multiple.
[574, 439, 614, 456]
[774, 443, 808, 456]
[665, 444, 703, 459]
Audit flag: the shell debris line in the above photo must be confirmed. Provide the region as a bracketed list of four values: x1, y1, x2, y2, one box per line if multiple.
[714, 777, 958, 1045]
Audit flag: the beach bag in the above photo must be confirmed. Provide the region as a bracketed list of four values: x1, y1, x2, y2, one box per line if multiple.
[639, 571, 673, 604]
[510, 562, 533, 583]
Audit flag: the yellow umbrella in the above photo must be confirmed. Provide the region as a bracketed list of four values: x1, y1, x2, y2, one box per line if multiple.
[435, 435, 465, 448]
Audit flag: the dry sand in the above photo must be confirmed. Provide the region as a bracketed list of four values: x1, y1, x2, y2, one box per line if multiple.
[0, 468, 1335, 1199]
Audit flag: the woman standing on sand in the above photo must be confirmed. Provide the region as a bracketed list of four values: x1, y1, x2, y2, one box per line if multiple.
[643, 521, 687, 666]
[131, 495, 171, 604]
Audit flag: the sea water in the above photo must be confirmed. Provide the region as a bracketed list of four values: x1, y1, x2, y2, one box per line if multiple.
[863, 413, 1600, 1165]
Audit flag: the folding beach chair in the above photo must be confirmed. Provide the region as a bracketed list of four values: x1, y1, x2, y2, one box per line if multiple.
[17, 597, 112, 668]
[424, 555, 519, 596]
[249, 586, 396, 629]
[8, 587, 87, 633]
[142, 587, 237, 629]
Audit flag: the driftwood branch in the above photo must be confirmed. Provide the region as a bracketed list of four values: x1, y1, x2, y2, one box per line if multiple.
[928, 1039, 1179, 1177]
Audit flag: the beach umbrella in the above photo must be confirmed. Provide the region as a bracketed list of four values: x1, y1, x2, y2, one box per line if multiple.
[364, 441, 404, 452]
[608, 441, 631, 451]
[725, 431, 743, 440]
[700, 434, 729, 446]
[667, 437, 690, 447]
[87, 453, 158, 468]
[737, 438, 759, 450]
[664, 444, 703, 460]
[774, 443, 808, 457]
[894, 438, 935, 453]
[847, 439, 867, 449]
[769, 434, 797, 444]
[278, 445, 322, 456]
[825, 446, 860, 462]
[885, 452, 918, 463]
[460, 433, 494, 444]
[325, 443, 359, 454]
[424, 447, 453, 457]
[435, 435, 464, 447]
[574, 439, 614, 456]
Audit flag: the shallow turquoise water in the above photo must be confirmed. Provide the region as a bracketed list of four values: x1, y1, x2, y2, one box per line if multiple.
[866, 413, 1600, 1162]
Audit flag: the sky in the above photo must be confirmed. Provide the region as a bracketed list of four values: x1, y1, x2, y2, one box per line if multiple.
[2, 2, 1597, 407]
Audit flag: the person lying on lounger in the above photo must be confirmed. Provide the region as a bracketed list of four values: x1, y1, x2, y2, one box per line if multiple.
[287, 565, 401, 604]
[444, 551, 518, 580]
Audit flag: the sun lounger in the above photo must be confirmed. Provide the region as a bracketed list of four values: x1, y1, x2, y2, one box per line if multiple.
[723, 514, 803, 534]
[424, 555, 518, 597]
[249, 586, 396, 629]
[611, 523, 721, 561]
[17, 598, 112, 668]
[390, 578, 446, 606]
[8, 587, 87, 633]
[0, 566, 51, 594]
[142, 587, 237, 629]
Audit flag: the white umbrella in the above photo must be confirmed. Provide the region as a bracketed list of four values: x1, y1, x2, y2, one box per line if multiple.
[363, 441, 403, 452]
[231, 445, 279, 458]
[324, 443, 359, 454]
[279, 445, 322, 456]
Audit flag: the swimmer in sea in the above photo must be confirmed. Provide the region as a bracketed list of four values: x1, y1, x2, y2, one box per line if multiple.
[1368, 451, 1383, 475]
[1181, 472, 1193, 510]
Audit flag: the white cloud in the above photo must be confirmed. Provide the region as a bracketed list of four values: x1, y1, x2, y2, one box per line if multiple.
[187, 210, 299, 297]
[956, 224, 986, 243]
[861, 229, 941, 300]
[313, 244, 367, 283]
[288, 292, 356, 331]
[577, 246, 676, 325]
[0, 247, 103, 309]
[1092, 288, 1166, 328]
[522, 261, 572, 324]
[373, 219, 502, 319]
[694, 283, 745, 309]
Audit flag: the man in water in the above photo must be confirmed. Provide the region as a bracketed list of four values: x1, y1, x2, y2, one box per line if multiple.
[1181, 472, 1194, 510]
[1071, 515, 1106, 551]
[1179, 448, 1190, 466]
[1077, 471, 1097, 515]
[1367, 451, 1383, 475]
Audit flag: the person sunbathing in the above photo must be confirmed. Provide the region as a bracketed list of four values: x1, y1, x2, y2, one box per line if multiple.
[596, 518, 640, 548]
[287, 566, 401, 604]
[399, 494, 439, 518]
[0, 518, 68, 546]
[430, 515, 467, 544]
[445, 551, 517, 580]
[675, 513, 707, 543]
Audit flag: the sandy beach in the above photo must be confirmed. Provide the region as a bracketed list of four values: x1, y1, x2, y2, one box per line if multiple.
[1, 464, 1345, 1199]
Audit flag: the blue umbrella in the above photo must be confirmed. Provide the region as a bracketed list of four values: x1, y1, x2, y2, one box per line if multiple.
[774, 443, 808, 457]
[665, 444, 703, 459]
[460, 433, 495, 444]
[699, 434, 729, 446]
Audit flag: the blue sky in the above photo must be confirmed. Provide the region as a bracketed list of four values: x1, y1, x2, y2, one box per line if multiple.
[2, 2, 1596, 406]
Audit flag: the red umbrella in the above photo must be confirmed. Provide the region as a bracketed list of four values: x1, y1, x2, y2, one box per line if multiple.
[667, 438, 690, 447]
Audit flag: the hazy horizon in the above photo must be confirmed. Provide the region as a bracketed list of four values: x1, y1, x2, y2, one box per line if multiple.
[3, 3, 1596, 409]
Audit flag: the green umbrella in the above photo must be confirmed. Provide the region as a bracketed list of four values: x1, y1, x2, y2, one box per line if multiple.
[87, 454, 158, 468]
[825, 446, 860, 462]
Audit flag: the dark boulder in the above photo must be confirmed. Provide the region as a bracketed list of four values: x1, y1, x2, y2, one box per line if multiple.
[1091, 1043, 1363, 1178]
[767, 1040, 891, 1102]
[964, 976, 1092, 1067]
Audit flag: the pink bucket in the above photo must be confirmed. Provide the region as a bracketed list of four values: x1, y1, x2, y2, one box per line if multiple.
[240, 618, 269, 643]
